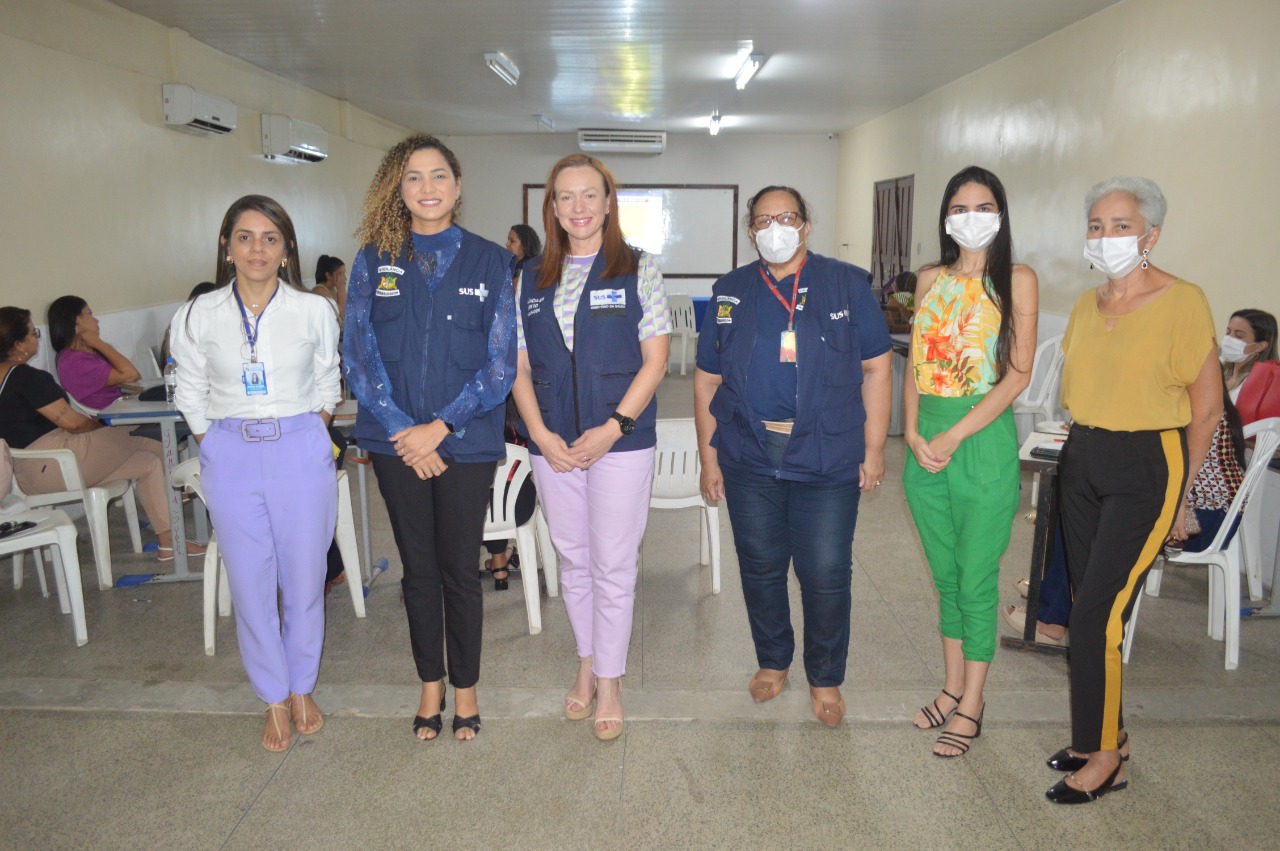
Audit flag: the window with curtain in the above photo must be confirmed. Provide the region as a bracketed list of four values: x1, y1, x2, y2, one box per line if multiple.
[870, 175, 914, 295]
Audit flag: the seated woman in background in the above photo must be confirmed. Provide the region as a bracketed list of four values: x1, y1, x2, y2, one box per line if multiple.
[0, 306, 195, 560]
[312, 255, 347, 328]
[159, 282, 217, 365]
[1221, 308, 1275, 402]
[48, 295, 141, 410]
[505, 223, 542, 287]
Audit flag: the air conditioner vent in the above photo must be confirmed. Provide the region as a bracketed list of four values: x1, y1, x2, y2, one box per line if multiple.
[577, 129, 666, 154]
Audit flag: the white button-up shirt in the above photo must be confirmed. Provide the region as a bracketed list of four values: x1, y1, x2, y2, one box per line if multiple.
[169, 281, 341, 434]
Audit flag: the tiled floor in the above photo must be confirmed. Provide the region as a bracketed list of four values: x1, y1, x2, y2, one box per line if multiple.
[2, 374, 1279, 849]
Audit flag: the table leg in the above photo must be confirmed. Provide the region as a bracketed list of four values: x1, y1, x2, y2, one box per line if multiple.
[1001, 468, 1067, 656]
[149, 419, 200, 583]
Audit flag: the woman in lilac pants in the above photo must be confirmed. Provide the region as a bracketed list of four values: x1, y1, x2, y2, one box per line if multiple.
[171, 195, 341, 752]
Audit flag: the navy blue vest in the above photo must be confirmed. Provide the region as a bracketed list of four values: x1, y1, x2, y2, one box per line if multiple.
[353, 228, 508, 463]
[519, 252, 656, 453]
[706, 254, 877, 481]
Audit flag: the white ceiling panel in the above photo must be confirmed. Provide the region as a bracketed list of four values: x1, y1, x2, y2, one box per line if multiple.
[110, 0, 1121, 135]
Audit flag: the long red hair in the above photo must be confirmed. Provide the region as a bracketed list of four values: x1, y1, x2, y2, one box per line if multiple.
[536, 154, 637, 289]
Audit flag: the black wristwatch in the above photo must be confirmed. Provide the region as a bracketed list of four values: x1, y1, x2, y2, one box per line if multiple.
[610, 412, 636, 435]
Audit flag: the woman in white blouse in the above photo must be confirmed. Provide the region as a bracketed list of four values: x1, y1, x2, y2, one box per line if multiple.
[170, 195, 341, 753]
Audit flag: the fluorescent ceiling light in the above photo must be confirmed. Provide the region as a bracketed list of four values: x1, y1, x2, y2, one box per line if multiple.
[484, 52, 519, 86]
[735, 53, 765, 90]
[709, 111, 721, 136]
[537, 114, 555, 131]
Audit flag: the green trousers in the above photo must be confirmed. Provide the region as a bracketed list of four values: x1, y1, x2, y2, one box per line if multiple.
[904, 394, 1020, 662]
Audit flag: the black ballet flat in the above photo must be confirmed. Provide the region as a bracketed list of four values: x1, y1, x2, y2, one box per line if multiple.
[1045, 763, 1128, 804]
[412, 691, 447, 741]
[1047, 732, 1129, 772]
[452, 714, 482, 739]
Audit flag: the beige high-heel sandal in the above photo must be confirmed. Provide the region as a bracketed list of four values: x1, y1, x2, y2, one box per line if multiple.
[263, 702, 292, 752]
[593, 677, 624, 741]
[565, 656, 596, 721]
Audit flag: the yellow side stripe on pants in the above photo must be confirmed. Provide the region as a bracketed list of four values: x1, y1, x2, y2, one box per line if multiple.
[1100, 429, 1184, 750]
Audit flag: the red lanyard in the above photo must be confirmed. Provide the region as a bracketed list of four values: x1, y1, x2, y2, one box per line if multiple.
[758, 255, 808, 331]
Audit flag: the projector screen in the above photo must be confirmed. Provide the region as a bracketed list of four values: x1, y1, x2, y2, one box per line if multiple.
[523, 183, 739, 279]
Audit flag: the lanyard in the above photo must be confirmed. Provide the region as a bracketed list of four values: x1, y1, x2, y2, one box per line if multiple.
[758, 255, 808, 331]
[232, 281, 278, 362]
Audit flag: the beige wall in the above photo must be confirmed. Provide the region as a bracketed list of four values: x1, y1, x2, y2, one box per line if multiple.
[835, 0, 1280, 328]
[0, 0, 410, 314]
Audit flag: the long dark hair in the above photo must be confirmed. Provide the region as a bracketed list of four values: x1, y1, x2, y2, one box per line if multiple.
[509, 224, 542, 269]
[935, 165, 1017, 379]
[315, 254, 345, 285]
[537, 153, 637, 289]
[216, 195, 304, 290]
[47, 295, 87, 354]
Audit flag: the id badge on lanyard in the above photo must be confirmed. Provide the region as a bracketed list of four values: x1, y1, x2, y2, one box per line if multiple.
[242, 362, 268, 395]
[759, 258, 807, 363]
[233, 281, 276, 397]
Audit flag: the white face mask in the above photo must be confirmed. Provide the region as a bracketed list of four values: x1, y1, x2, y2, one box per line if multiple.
[1083, 230, 1151, 280]
[754, 221, 803, 265]
[1220, 335, 1252, 364]
[945, 212, 1001, 251]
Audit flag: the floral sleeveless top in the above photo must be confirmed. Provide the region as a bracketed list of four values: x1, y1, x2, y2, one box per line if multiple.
[911, 270, 1001, 397]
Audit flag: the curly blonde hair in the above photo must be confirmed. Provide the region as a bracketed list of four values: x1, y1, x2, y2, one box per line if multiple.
[355, 134, 463, 259]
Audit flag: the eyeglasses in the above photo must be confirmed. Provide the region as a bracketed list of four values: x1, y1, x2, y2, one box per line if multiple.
[28, 327, 41, 339]
[751, 211, 802, 231]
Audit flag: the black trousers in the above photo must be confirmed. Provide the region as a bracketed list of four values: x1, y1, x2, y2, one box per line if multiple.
[1058, 425, 1186, 752]
[371, 451, 497, 687]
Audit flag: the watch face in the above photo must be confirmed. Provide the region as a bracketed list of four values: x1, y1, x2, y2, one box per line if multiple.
[614, 413, 635, 434]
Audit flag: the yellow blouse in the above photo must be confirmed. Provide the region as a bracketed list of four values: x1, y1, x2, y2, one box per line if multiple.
[911, 270, 1001, 397]
[1061, 279, 1215, 430]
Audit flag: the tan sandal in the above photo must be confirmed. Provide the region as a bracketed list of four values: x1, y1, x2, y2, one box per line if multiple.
[593, 677, 624, 741]
[263, 702, 292, 752]
[748, 667, 789, 703]
[290, 692, 324, 735]
[565, 656, 596, 721]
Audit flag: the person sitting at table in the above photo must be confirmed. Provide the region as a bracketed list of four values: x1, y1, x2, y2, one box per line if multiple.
[0, 306, 196, 560]
[1221, 308, 1275, 403]
[159, 282, 217, 365]
[48, 295, 142, 411]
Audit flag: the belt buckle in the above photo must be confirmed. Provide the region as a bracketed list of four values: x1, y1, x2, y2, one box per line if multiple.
[240, 418, 281, 442]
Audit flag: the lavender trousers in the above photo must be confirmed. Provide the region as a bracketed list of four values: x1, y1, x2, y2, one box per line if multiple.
[200, 413, 336, 704]
[531, 448, 654, 679]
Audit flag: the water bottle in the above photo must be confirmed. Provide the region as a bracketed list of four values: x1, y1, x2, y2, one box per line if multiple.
[163, 357, 178, 406]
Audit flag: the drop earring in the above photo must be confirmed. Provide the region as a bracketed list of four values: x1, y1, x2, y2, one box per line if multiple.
[1140, 248, 1149, 270]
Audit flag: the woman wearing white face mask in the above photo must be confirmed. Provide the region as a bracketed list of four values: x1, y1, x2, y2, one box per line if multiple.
[1221, 308, 1276, 401]
[693, 186, 893, 727]
[1045, 176, 1221, 804]
[904, 166, 1039, 757]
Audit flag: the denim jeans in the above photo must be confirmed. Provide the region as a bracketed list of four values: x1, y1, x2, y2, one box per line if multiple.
[721, 432, 861, 687]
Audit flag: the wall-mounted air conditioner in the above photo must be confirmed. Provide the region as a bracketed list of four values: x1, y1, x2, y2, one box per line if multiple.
[577, 129, 667, 154]
[162, 84, 236, 136]
[261, 114, 328, 163]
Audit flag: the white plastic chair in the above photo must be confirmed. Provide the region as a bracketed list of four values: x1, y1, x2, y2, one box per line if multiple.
[170, 458, 366, 656]
[1014, 334, 1065, 505]
[667, 294, 697, 376]
[650, 418, 721, 594]
[483, 444, 558, 635]
[9, 447, 141, 590]
[1123, 417, 1280, 670]
[0, 503, 87, 646]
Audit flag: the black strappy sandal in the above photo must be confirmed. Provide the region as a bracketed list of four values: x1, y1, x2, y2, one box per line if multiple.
[934, 706, 983, 758]
[412, 690, 447, 741]
[916, 688, 962, 729]
[452, 714, 481, 740]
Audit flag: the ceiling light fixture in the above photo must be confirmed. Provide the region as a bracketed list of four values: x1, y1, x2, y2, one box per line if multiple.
[537, 114, 555, 131]
[484, 52, 519, 86]
[734, 53, 766, 90]
[709, 111, 721, 136]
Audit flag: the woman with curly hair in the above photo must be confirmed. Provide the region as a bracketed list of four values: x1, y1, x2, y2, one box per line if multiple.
[344, 134, 516, 742]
